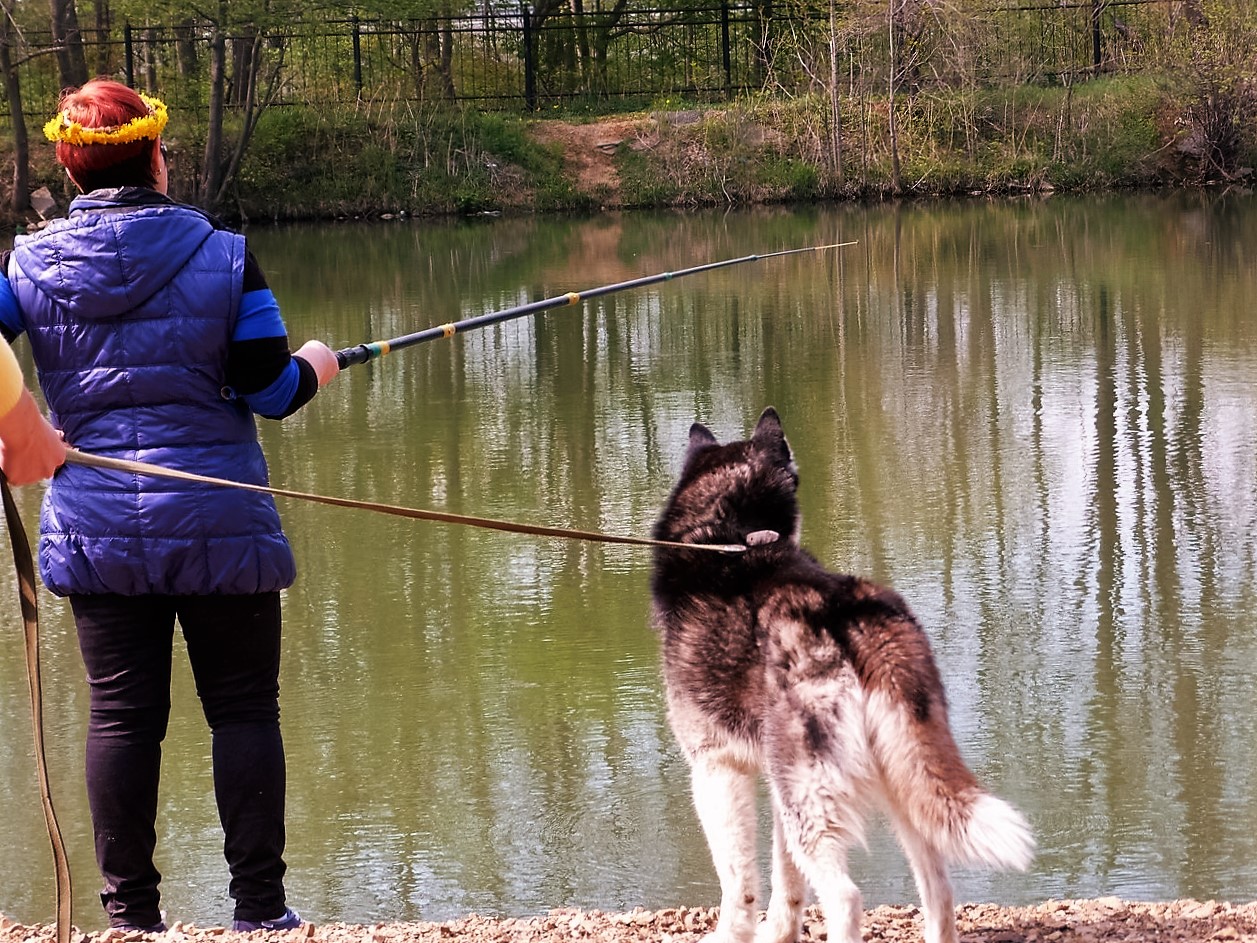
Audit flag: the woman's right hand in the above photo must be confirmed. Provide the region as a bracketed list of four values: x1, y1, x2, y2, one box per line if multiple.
[0, 388, 67, 485]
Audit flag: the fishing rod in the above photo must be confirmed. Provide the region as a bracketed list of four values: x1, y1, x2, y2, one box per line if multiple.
[335, 241, 857, 368]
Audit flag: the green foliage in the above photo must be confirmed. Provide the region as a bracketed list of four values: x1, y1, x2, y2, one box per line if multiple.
[1154, 0, 1257, 181]
[756, 157, 819, 199]
[341, 0, 450, 18]
[600, 72, 1183, 208]
[232, 103, 592, 218]
[8, 3, 1256, 223]
[474, 113, 556, 175]
[614, 145, 678, 207]
[115, 0, 310, 28]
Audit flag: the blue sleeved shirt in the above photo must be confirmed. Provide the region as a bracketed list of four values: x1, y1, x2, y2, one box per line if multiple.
[1, 248, 316, 420]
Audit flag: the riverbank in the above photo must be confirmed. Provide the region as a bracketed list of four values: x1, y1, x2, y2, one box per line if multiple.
[5, 72, 1253, 230]
[206, 78, 1228, 220]
[6, 899, 1257, 942]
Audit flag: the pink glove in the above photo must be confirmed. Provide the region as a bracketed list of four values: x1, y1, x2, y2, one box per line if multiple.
[294, 340, 340, 388]
[0, 388, 67, 485]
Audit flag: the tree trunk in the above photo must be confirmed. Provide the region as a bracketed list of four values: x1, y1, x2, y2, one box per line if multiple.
[48, 0, 88, 89]
[588, 0, 627, 94]
[201, 26, 227, 208]
[828, 0, 844, 187]
[406, 28, 423, 101]
[753, 0, 773, 86]
[572, 0, 590, 86]
[93, 0, 110, 75]
[230, 31, 256, 106]
[440, 17, 454, 97]
[212, 33, 261, 207]
[176, 18, 198, 78]
[887, 0, 901, 193]
[142, 25, 158, 93]
[212, 32, 285, 210]
[0, 0, 30, 213]
[421, 16, 454, 99]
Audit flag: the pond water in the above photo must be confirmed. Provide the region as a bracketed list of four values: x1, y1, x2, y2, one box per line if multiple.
[3, 192, 1257, 930]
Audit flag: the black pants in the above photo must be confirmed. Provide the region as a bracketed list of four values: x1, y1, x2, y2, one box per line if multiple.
[71, 592, 290, 929]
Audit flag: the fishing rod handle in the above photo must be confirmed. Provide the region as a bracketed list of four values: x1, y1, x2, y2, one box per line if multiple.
[336, 345, 373, 369]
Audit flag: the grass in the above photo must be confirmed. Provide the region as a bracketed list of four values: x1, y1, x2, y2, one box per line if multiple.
[2, 73, 1251, 227]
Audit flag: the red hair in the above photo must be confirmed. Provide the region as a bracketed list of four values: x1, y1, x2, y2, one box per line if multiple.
[55, 79, 160, 191]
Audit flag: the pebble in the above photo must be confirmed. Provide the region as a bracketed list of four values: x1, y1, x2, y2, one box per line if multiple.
[5, 899, 1257, 943]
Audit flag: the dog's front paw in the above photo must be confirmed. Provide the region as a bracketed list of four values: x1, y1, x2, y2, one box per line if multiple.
[755, 901, 803, 943]
[698, 911, 758, 943]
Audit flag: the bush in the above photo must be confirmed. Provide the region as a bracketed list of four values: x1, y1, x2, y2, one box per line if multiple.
[231, 103, 596, 218]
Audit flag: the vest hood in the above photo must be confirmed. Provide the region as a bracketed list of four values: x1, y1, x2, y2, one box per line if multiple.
[10, 190, 216, 320]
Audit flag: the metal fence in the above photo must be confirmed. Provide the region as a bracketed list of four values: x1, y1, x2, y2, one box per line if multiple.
[4, 0, 1174, 121]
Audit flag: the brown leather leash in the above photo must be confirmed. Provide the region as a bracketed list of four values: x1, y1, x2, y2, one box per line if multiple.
[63, 449, 746, 554]
[1, 473, 72, 943]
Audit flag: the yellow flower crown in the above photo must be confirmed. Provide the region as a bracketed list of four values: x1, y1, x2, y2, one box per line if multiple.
[43, 92, 168, 146]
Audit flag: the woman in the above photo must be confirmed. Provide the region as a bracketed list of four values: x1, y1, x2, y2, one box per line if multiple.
[0, 339, 65, 484]
[0, 78, 338, 933]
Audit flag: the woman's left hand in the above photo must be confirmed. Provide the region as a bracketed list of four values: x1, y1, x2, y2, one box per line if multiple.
[293, 340, 340, 388]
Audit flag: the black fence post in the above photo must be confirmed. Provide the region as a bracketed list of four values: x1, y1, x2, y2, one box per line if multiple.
[522, 4, 536, 111]
[352, 15, 363, 96]
[123, 22, 134, 88]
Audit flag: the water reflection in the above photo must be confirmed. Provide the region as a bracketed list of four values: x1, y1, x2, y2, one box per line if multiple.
[3, 194, 1257, 928]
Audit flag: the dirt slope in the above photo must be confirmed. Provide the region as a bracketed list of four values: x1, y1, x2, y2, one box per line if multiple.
[529, 117, 651, 204]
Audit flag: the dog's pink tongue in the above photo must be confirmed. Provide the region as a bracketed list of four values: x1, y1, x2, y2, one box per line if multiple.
[744, 530, 780, 547]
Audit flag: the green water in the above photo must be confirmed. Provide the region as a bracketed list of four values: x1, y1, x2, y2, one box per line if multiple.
[3, 193, 1257, 929]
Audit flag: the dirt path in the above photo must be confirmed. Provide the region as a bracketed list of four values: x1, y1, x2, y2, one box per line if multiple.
[529, 117, 651, 204]
[7, 898, 1257, 942]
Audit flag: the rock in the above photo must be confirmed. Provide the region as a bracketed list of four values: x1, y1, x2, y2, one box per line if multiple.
[8, 899, 1257, 943]
[29, 186, 58, 219]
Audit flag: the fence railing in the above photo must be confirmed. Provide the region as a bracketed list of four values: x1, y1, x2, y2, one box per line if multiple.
[2, 0, 1174, 122]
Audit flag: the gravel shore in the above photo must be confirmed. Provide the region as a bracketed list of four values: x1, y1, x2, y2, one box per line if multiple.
[5, 898, 1257, 943]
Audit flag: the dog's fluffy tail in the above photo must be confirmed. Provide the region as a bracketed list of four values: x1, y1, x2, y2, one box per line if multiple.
[866, 690, 1035, 872]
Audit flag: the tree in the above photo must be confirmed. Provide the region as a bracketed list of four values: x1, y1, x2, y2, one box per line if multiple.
[199, 2, 288, 210]
[49, 0, 88, 87]
[105, 0, 294, 210]
[887, 0, 901, 192]
[0, 0, 31, 212]
[359, 0, 461, 101]
[827, 0, 843, 187]
[1171, 1, 1257, 182]
[91, 0, 112, 75]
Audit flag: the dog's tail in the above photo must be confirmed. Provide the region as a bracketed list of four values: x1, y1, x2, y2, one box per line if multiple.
[865, 687, 1035, 872]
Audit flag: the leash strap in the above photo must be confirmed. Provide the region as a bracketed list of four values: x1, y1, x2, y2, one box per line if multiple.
[64, 450, 744, 554]
[1, 474, 72, 943]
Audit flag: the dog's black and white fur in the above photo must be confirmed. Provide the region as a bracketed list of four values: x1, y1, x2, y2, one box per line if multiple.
[650, 407, 1033, 943]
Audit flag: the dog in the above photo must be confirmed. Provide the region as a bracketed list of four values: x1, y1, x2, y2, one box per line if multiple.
[649, 407, 1034, 943]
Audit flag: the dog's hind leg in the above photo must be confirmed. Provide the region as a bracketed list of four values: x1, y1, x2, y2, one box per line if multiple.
[777, 826, 862, 943]
[757, 805, 806, 943]
[690, 753, 760, 943]
[888, 812, 958, 943]
[768, 777, 865, 943]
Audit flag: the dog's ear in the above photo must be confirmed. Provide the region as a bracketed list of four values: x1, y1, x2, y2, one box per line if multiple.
[754, 407, 784, 447]
[751, 407, 790, 461]
[684, 422, 719, 466]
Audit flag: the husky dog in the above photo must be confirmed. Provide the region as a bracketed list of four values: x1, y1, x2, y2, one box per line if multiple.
[650, 407, 1034, 943]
